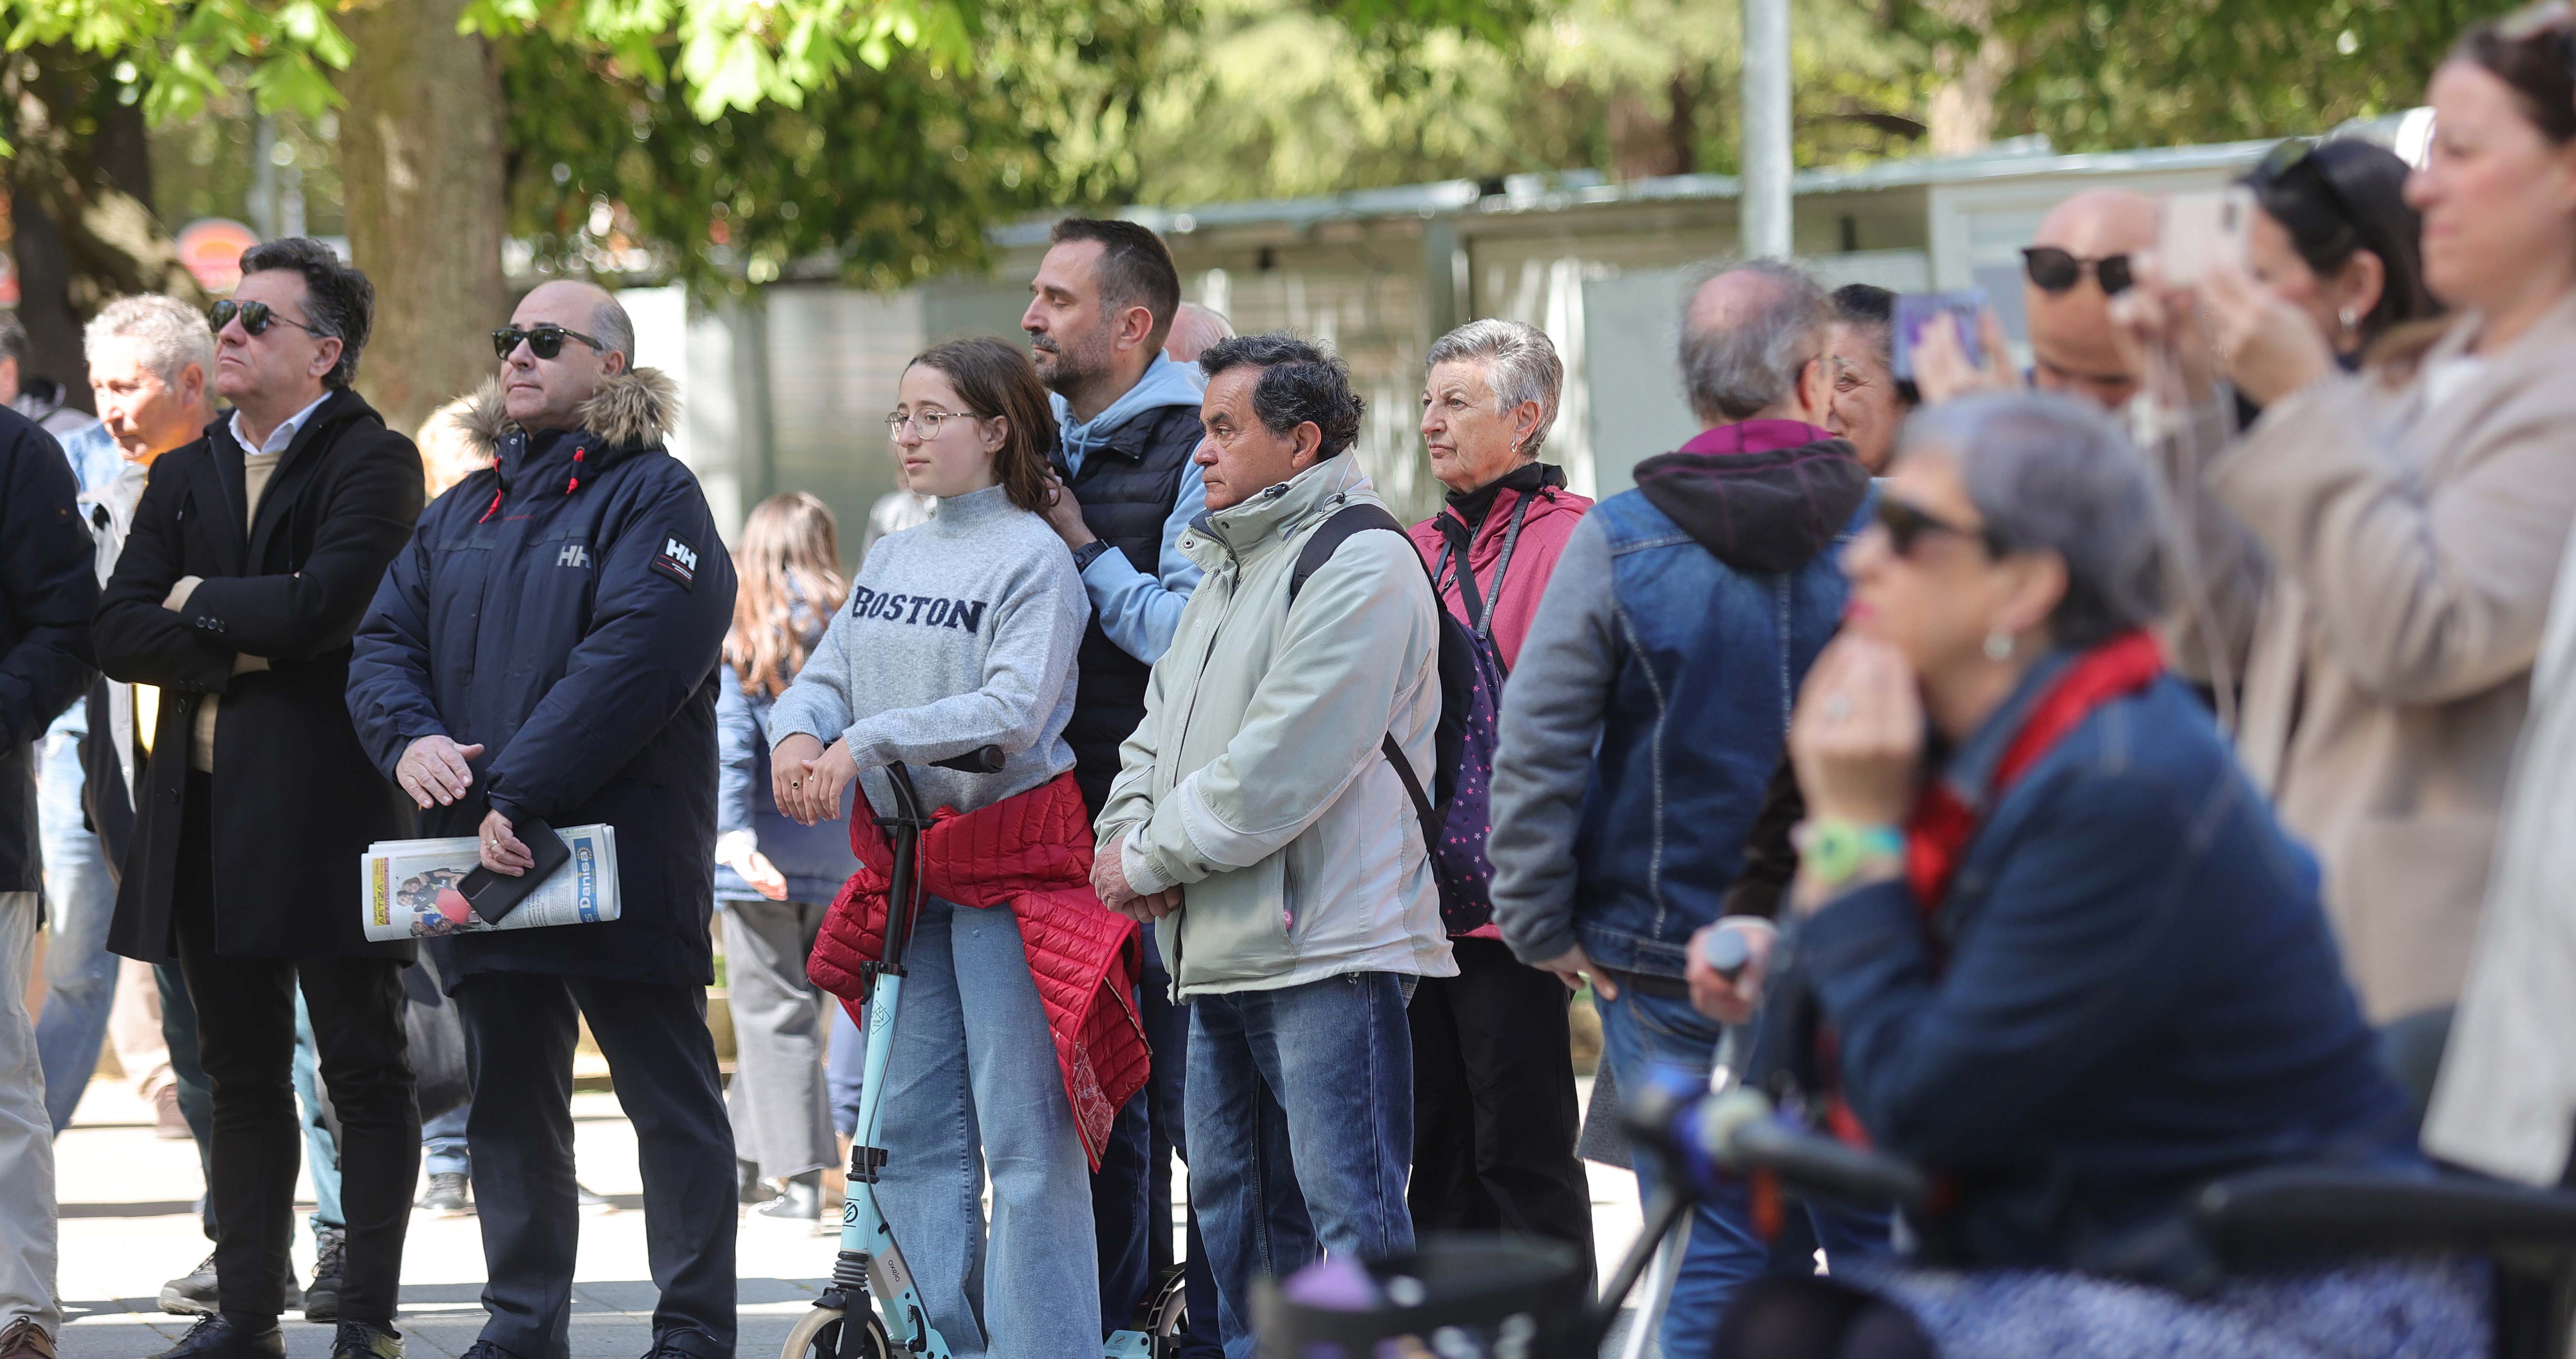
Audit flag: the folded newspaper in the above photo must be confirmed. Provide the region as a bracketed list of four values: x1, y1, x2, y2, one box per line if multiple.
[362, 824, 622, 941]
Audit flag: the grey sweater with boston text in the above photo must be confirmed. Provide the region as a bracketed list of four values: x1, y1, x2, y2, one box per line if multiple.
[769, 483, 1087, 819]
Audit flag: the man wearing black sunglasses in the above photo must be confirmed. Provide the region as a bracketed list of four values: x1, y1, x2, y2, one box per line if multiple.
[2019, 189, 2160, 411]
[94, 237, 425, 1359]
[348, 279, 740, 1359]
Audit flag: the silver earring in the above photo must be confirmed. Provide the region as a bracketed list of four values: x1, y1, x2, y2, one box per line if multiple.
[2338, 306, 2360, 336]
[1984, 631, 2015, 662]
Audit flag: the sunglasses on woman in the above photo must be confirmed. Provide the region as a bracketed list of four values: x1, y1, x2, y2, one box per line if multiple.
[1876, 495, 2009, 558]
[209, 299, 323, 339]
[491, 325, 608, 361]
[2021, 246, 2135, 296]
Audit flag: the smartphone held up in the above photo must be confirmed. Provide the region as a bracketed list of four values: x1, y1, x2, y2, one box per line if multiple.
[2160, 187, 2255, 286]
[1891, 288, 1989, 383]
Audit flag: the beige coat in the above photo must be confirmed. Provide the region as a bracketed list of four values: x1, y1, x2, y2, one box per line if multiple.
[2200, 295, 2576, 1023]
[2422, 529, 2576, 1185]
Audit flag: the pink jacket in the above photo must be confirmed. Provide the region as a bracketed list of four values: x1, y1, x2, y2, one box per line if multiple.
[1406, 477, 1595, 672]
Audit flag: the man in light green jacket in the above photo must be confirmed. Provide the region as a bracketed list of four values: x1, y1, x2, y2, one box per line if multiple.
[1092, 333, 1452, 1358]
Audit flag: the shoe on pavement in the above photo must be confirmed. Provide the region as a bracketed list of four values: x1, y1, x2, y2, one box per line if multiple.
[148, 1316, 285, 1359]
[458, 1342, 519, 1359]
[640, 1328, 724, 1359]
[736, 1159, 765, 1205]
[154, 1084, 191, 1139]
[305, 1227, 346, 1323]
[161, 1254, 303, 1318]
[577, 1181, 612, 1210]
[418, 1171, 473, 1216]
[755, 1172, 822, 1221]
[330, 1321, 404, 1359]
[0, 1317, 54, 1359]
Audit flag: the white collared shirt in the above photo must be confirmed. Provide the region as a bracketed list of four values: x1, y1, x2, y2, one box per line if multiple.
[229, 390, 331, 458]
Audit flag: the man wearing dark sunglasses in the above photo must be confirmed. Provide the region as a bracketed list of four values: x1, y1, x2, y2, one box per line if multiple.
[348, 279, 740, 1359]
[93, 237, 425, 1359]
[2020, 189, 2161, 411]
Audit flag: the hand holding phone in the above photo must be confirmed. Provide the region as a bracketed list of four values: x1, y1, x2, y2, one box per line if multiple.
[1891, 289, 1989, 383]
[449, 818, 573, 925]
[2159, 188, 2255, 286]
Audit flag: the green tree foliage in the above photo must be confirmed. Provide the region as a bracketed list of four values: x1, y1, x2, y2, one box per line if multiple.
[1964, 0, 2519, 150]
[1116, 0, 1936, 204]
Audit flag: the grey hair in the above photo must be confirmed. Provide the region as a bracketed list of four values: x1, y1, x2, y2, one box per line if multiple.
[1425, 318, 1565, 457]
[0, 312, 25, 367]
[84, 295, 218, 388]
[1900, 391, 2171, 648]
[591, 293, 636, 366]
[1678, 258, 1832, 424]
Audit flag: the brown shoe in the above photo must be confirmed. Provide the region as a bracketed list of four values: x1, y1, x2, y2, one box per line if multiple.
[154, 1083, 190, 1139]
[0, 1316, 57, 1359]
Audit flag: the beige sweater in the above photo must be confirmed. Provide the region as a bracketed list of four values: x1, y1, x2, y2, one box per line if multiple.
[2193, 295, 2576, 1022]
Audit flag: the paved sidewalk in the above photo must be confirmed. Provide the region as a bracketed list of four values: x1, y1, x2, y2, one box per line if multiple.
[53, 1076, 1651, 1359]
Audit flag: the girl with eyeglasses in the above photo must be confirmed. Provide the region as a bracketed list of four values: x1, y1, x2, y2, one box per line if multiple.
[765, 337, 1143, 1359]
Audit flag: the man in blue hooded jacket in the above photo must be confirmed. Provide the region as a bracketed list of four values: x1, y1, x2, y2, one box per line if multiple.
[345, 279, 739, 1359]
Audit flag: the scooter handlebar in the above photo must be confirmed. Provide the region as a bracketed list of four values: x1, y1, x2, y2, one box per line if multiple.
[930, 745, 1006, 774]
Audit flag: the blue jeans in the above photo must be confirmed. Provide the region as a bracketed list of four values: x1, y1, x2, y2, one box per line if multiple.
[874, 896, 1098, 1359]
[34, 731, 118, 1133]
[1597, 985, 1886, 1353]
[294, 991, 345, 1237]
[423, 1106, 470, 1178]
[1187, 972, 1414, 1359]
[827, 1003, 863, 1139]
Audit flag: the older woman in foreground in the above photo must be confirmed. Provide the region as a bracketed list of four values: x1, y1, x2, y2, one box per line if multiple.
[1402, 318, 1598, 1266]
[1693, 393, 2479, 1359]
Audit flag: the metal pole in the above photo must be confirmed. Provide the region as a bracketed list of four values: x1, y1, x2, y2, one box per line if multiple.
[1740, 0, 1793, 258]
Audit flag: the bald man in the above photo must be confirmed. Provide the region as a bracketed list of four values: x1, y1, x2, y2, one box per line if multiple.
[2023, 189, 2160, 411]
[348, 279, 741, 1359]
[1163, 301, 1236, 370]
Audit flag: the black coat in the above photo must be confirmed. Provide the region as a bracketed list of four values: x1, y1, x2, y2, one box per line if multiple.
[346, 370, 736, 988]
[0, 407, 98, 892]
[96, 389, 425, 963]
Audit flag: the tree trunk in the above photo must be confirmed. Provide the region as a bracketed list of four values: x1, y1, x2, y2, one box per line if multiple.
[336, 0, 509, 440]
[1925, 0, 2012, 156]
[3, 47, 197, 411]
[1609, 71, 1701, 181]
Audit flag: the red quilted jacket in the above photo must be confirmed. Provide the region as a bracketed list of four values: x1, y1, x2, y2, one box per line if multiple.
[806, 770, 1148, 1168]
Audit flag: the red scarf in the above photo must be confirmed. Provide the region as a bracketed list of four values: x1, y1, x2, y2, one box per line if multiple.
[1902, 631, 2166, 917]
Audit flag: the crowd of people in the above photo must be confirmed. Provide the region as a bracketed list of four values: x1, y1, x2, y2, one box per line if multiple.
[4, 7, 2576, 1359]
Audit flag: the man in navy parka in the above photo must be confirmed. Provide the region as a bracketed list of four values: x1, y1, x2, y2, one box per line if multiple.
[346, 280, 740, 1359]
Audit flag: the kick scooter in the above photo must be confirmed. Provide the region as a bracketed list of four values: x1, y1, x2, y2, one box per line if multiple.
[782, 748, 1188, 1359]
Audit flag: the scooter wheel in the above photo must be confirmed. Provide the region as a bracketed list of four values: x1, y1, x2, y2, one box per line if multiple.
[1144, 1269, 1190, 1349]
[782, 1304, 892, 1359]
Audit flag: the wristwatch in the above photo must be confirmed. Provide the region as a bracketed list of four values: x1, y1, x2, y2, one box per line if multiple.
[1796, 818, 1906, 889]
[1070, 540, 1114, 573]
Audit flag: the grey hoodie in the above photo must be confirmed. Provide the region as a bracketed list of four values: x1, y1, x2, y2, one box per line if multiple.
[769, 483, 1088, 818]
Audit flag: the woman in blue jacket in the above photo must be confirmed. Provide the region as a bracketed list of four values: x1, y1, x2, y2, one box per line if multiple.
[1692, 392, 2483, 1359]
[715, 491, 863, 1221]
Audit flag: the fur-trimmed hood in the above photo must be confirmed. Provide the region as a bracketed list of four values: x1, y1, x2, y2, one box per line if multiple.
[460, 366, 679, 459]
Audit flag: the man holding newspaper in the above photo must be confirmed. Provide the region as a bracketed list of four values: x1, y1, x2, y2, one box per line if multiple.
[345, 279, 740, 1359]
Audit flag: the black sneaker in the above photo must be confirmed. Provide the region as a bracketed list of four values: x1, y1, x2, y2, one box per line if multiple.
[148, 1316, 285, 1359]
[159, 1254, 219, 1317]
[736, 1159, 765, 1205]
[329, 1321, 403, 1359]
[754, 1172, 821, 1221]
[304, 1228, 346, 1323]
[640, 1329, 722, 1359]
[458, 1343, 518, 1359]
[418, 1172, 473, 1216]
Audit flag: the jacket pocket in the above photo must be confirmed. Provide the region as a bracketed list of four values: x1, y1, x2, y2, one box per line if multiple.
[1177, 853, 1293, 989]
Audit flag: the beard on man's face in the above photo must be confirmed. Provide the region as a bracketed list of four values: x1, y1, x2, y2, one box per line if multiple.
[1032, 315, 1114, 397]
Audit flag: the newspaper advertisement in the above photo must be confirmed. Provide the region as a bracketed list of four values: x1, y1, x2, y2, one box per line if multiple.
[362, 823, 622, 941]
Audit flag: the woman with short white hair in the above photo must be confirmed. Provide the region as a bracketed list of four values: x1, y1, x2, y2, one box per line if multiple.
[1402, 317, 1597, 1266]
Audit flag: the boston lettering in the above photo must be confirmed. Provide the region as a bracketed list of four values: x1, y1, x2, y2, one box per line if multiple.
[849, 585, 991, 633]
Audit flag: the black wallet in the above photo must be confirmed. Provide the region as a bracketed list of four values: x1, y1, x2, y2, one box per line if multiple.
[453, 819, 573, 925]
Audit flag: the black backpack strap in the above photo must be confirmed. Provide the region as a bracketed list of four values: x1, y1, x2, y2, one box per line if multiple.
[1286, 502, 1443, 847]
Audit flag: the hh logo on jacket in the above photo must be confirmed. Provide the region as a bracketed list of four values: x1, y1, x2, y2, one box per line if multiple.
[650, 535, 701, 591]
[850, 585, 989, 633]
